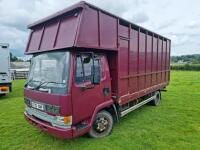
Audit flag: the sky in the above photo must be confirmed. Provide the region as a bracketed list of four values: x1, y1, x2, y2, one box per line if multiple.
[0, 0, 200, 57]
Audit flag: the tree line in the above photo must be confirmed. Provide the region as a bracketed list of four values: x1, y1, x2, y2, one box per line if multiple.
[171, 54, 200, 64]
[10, 53, 24, 62]
[171, 54, 200, 71]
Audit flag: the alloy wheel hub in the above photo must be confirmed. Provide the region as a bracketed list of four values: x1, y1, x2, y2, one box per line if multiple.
[95, 117, 108, 132]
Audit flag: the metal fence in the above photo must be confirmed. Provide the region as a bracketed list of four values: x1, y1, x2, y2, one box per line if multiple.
[11, 69, 29, 80]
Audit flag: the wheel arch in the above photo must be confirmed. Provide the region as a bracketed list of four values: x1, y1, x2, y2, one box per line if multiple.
[101, 104, 119, 123]
[89, 100, 119, 127]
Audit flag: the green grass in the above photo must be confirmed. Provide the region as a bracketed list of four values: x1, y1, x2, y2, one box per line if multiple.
[0, 71, 200, 150]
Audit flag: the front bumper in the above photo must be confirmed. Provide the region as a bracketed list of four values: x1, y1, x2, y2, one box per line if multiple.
[24, 112, 73, 139]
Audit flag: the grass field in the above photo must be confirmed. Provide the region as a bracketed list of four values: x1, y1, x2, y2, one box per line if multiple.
[0, 71, 200, 150]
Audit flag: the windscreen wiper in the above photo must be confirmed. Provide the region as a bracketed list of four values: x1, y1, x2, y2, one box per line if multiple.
[25, 79, 40, 87]
[34, 81, 64, 90]
[25, 78, 33, 87]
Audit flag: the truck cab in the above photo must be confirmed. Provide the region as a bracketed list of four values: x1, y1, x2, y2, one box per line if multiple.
[0, 43, 12, 95]
[24, 50, 114, 138]
[24, 1, 170, 139]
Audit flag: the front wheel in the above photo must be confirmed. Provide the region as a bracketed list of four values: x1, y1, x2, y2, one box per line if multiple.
[88, 110, 113, 138]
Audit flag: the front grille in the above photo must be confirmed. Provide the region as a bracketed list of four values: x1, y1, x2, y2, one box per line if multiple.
[24, 98, 60, 114]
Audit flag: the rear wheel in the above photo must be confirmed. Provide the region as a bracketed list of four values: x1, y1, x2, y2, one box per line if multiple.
[149, 91, 161, 106]
[88, 110, 113, 138]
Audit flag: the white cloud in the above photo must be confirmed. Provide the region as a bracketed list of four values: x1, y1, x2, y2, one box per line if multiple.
[186, 20, 199, 28]
[123, 11, 149, 24]
[0, 0, 200, 56]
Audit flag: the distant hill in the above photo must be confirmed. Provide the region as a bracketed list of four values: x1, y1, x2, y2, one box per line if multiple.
[171, 54, 200, 64]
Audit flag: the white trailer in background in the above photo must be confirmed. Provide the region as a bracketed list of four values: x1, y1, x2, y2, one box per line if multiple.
[0, 43, 12, 95]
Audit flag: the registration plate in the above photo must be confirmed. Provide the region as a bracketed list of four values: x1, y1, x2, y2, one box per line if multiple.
[31, 101, 44, 111]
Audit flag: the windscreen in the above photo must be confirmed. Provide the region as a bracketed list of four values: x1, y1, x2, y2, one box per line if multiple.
[27, 51, 70, 94]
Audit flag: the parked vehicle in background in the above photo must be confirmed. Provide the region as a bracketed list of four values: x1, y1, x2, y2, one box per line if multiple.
[24, 1, 171, 139]
[0, 43, 12, 95]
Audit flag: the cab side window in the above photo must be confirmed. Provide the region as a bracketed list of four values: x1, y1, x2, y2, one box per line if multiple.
[83, 55, 93, 81]
[75, 56, 84, 83]
[75, 54, 93, 83]
[75, 54, 101, 84]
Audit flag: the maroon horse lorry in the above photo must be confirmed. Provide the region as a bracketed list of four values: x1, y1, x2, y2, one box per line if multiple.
[24, 1, 171, 139]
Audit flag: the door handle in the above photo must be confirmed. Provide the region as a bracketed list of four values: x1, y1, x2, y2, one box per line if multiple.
[80, 85, 94, 91]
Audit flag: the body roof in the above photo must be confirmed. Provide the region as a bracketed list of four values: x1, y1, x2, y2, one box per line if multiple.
[28, 1, 169, 40]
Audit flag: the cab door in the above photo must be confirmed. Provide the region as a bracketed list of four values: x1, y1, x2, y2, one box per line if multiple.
[71, 53, 111, 125]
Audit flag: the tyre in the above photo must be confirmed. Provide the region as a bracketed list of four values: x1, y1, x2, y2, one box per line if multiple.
[149, 91, 161, 106]
[88, 110, 113, 138]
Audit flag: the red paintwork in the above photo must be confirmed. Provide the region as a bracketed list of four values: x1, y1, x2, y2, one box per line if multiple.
[24, 113, 73, 139]
[24, 1, 171, 138]
[71, 54, 111, 124]
[24, 99, 114, 139]
[24, 89, 72, 116]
